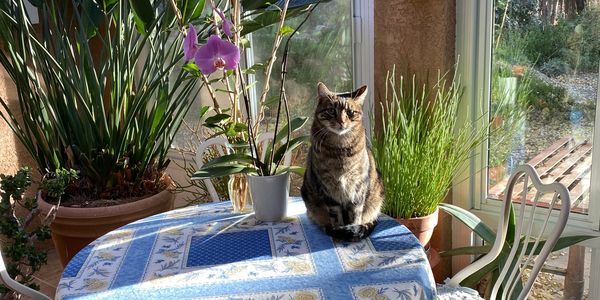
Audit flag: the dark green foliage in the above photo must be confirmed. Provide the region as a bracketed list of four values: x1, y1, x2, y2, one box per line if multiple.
[0, 168, 51, 295]
[495, 0, 537, 30]
[526, 76, 568, 113]
[522, 24, 571, 70]
[0, 1, 198, 203]
[520, 6, 600, 75]
[41, 169, 79, 200]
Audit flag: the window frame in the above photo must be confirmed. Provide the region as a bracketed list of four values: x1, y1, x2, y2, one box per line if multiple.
[454, 0, 600, 297]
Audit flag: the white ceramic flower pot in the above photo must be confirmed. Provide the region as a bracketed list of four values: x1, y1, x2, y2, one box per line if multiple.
[247, 172, 289, 222]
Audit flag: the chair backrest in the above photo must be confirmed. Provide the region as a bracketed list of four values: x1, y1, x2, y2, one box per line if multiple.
[0, 248, 51, 300]
[448, 164, 571, 300]
[196, 136, 231, 202]
[195, 133, 292, 202]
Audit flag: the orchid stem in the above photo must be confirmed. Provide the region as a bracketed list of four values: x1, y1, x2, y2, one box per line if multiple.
[270, 1, 321, 175]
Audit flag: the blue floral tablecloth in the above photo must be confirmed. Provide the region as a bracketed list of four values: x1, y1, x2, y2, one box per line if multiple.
[57, 197, 437, 300]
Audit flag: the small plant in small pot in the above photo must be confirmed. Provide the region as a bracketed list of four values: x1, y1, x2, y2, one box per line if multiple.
[372, 67, 487, 247]
[0, 168, 52, 297]
[183, 1, 321, 221]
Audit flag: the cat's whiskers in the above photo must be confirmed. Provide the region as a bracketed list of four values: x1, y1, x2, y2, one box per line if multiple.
[311, 127, 329, 153]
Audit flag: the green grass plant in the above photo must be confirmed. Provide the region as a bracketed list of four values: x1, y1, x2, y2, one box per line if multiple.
[372, 67, 486, 219]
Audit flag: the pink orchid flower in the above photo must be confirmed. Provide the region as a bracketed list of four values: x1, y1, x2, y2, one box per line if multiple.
[183, 24, 199, 61]
[214, 8, 233, 37]
[195, 35, 240, 75]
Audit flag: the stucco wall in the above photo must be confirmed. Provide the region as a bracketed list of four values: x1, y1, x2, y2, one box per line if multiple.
[374, 0, 456, 281]
[374, 0, 456, 88]
[0, 66, 37, 178]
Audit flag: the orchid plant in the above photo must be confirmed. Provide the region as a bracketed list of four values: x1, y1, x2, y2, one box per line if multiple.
[173, 0, 320, 179]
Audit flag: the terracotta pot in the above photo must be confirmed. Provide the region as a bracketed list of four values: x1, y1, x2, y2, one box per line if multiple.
[38, 181, 174, 266]
[398, 208, 439, 246]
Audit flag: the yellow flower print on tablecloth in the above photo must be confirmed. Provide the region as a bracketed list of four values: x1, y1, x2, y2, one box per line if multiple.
[82, 278, 108, 291]
[283, 261, 311, 273]
[223, 265, 246, 277]
[277, 235, 297, 244]
[358, 287, 378, 298]
[291, 291, 319, 300]
[96, 252, 116, 261]
[347, 256, 374, 269]
[357, 287, 390, 300]
[161, 227, 184, 235]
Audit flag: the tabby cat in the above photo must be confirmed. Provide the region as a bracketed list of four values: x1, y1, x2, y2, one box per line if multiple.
[301, 82, 384, 242]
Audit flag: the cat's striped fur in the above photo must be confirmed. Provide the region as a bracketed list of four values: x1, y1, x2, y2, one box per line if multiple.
[301, 82, 384, 242]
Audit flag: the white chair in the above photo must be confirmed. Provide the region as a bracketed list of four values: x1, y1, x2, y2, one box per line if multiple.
[195, 133, 292, 202]
[444, 164, 571, 300]
[0, 248, 51, 300]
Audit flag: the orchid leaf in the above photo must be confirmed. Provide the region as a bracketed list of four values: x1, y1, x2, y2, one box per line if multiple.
[439, 203, 496, 244]
[279, 25, 294, 36]
[192, 165, 252, 179]
[201, 153, 256, 169]
[272, 135, 308, 165]
[274, 166, 305, 176]
[240, 7, 306, 36]
[264, 117, 308, 166]
[204, 114, 231, 125]
[198, 106, 211, 119]
[274, 116, 308, 144]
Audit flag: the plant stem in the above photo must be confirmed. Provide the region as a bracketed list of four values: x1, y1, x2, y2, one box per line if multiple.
[253, 0, 290, 133]
[270, 1, 321, 175]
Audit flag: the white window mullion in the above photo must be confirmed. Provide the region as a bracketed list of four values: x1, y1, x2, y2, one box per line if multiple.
[351, 0, 374, 139]
[453, 0, 494, 272]
[588, 68, 600, 230]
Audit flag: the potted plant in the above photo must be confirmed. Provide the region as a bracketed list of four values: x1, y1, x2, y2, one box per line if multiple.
[0, 168, 51, 297]
[0, 0, 205, 265]
[371, 67, 487, 247]
[184, 0, 320, 221]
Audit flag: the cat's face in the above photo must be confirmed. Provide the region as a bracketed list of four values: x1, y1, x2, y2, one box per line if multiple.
[314, 83, 368, 136]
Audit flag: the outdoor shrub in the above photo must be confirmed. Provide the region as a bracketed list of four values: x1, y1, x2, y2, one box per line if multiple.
[527, 76, 569, 114]
[523, 24, 570, 69]
[539, 57, 571, 76]
[495, 0, 537, 30]
[494, 30, 531, 66]
[577, 7, 600, 72]
[0, 168, 51, 295]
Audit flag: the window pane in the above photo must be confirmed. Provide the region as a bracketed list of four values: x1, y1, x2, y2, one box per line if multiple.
[488, 1, 599, 214]
[251, 0, 353, 195]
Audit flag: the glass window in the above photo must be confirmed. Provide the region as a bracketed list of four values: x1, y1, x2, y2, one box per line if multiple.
[171, 0, 354, 202]
[488, 1, 599, 215]
[251, 0, 353, 196]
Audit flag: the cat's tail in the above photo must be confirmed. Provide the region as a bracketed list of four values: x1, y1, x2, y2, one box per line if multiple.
[325, 221, 378, 242]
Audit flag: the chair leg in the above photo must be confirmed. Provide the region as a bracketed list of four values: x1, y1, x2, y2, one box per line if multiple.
[564, 245, 585, 300]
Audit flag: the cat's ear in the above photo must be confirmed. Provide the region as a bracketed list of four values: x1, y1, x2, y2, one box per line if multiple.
[317, 82, 333, 101]
[352, 85, 368, 106]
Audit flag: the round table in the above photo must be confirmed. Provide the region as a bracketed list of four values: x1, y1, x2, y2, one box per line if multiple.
[56, 197, 437, 299]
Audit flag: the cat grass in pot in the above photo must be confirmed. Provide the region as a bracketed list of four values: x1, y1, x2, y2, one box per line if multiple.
[301, 82, 384, 242]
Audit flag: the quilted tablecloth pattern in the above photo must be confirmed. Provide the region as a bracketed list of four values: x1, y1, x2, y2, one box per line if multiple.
[57, 198, 436, 300]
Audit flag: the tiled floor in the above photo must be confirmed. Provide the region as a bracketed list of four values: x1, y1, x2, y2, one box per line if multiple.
[34, 248, 63, 298]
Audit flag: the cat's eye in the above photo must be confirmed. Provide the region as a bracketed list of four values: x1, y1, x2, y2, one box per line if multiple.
[327, 108, 336, 115]
[347, 110, 355, 118]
